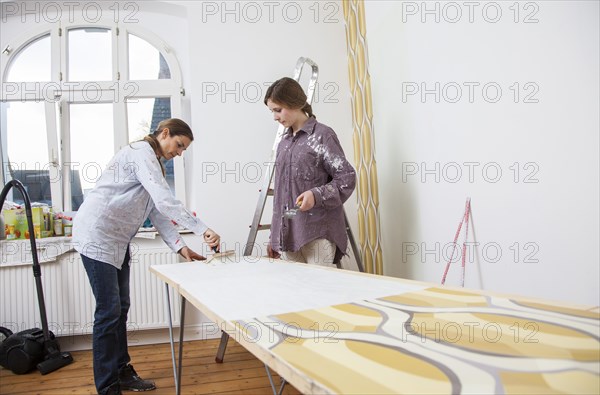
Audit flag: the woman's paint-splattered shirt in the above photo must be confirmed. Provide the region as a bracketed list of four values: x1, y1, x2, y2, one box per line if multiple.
[271, 117, 356, 261]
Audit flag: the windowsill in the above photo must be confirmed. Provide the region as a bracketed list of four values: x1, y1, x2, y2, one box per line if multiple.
[134, 228, 193, 240]
[1, 229, 196, 267]
[0, 236, 76, 267]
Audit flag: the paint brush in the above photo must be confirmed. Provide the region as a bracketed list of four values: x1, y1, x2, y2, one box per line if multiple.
[283, 198, 303, 219]
[204, 246, 235, 263]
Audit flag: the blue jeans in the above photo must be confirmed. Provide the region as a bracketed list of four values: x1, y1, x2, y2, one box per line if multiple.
[82, 249, 131, 394]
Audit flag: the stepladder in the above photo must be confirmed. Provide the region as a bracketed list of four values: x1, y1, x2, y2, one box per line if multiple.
[214, 58, 364, 388]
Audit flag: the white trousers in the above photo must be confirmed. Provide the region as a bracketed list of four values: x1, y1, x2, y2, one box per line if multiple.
[282, 238, 336, 267]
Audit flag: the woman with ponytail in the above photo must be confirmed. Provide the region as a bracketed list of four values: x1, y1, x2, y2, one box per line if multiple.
[73, 118, 220, 395]
[264, 77, 356, 266]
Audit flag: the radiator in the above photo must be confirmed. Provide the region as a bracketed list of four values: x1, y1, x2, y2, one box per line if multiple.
[0, 246, 181, 337]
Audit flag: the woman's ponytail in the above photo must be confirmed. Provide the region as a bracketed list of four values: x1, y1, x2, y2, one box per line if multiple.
[143, 133, 166, 176]
[301, 102, 314, 118]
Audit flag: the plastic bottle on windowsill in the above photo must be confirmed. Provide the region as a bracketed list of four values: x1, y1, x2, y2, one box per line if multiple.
[63, 215, 73, 237]
[54, 213, 64, 236]
[0, 212, 5, 241]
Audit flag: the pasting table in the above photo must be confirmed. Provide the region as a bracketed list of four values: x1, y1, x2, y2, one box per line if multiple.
[151, 259, 599, 394]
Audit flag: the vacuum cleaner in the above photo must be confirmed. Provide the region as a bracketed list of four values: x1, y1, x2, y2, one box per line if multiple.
[0, 179, 74, 375]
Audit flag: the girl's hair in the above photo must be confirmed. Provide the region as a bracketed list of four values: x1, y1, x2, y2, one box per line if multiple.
[264, 77, 315, 118]
[142, 118, 193, 175]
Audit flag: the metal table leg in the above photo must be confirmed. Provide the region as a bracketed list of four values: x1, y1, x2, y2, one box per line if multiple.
[215, 331, 229, 363]
[264, 364, 287, 395]
[164, 283, 187, 395]
[164, 284, 179, 394]
[177, 297, 186, 395]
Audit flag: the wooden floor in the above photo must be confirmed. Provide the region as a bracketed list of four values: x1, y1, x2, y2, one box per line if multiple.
[0, 338, 302, 394]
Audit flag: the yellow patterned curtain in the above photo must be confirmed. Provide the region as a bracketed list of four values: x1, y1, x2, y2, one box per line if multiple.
[342, 0, 383, 274]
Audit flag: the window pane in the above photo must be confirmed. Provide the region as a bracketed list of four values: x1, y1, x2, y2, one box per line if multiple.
[68, 28, 112, 81]
[126, 98, 172, 141]
[3, 102, 52, 205]
[127, 98, 155, 141]
[128, 34, 170, 80]
[69, 103, 114, 210]
[6, 35, 51, 82]
[126, 97, 173, 191]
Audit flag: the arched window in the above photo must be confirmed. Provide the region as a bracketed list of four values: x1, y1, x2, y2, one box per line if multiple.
[1, 18, 185, 212]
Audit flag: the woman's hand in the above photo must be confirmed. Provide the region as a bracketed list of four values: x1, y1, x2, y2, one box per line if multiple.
[296, 190, 315, 211]
[267, 244, 281, 259]
[203, 228, 221, 249]
[179, 246, 205, 262]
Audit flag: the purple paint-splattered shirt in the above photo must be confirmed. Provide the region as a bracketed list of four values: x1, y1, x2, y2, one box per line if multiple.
[270, 117, 356, 261]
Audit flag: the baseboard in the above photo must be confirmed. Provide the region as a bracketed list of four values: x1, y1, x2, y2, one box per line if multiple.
[58, 323, 223, 352]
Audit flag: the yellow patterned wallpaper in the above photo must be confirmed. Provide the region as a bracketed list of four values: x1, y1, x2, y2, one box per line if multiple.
[342, 0, 383, 274]
[235, 286, 600, 394]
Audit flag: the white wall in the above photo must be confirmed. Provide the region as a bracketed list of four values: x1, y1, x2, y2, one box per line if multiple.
[364, 0, 599, 305]
[182, 1, 354, 258]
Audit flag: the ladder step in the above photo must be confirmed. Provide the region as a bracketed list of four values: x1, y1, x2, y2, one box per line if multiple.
[256, 224, 271, 231]
[259, 188, 275, 196]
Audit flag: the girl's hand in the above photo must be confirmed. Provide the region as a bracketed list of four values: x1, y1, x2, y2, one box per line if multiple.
[267, 244, 281, 259]
[296, 190, 315, 211]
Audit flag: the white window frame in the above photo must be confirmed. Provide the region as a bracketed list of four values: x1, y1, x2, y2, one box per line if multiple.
[1, 17, 186, 210]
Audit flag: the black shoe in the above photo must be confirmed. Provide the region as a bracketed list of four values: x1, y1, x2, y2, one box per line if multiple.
[102, 382, 122, 395]
[119, 364, 156, 392]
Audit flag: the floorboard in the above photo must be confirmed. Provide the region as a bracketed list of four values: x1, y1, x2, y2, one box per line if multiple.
[0, 339, 302, 395]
